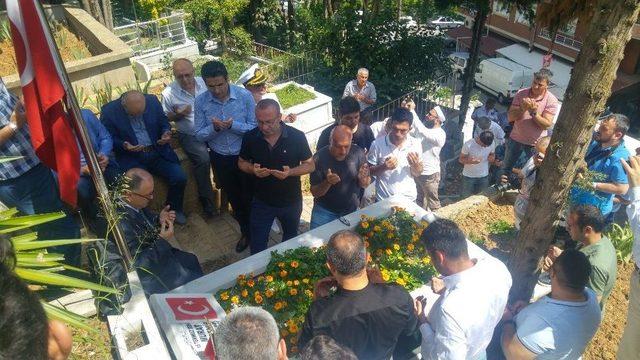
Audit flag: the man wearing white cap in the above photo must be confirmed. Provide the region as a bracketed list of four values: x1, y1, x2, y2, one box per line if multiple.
[413, 106, 447, 211]
[237, 64, 296, 123]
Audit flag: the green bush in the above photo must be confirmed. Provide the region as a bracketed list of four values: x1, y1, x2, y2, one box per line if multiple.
[606, 222, 634, 263]
[228, 27, 255, 58]
[274, 84, 317, 109]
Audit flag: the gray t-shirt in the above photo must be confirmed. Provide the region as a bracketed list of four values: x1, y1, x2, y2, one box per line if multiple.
[515, 288, 601, 359]
[310, 145, 366, 214]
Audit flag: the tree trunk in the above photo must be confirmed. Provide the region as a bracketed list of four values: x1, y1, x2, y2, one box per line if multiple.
[397, 0, 402, 19]
[80, 0, 106, 26]
[457, 3, 489, 129]
[323, 0, 333, 18]
[101, 0, 113, 30]
[508, 0, 640, 302]
[287, 0, 295, 48]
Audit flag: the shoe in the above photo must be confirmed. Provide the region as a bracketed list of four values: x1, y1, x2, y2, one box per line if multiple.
[174, 211, 187, 225]
[235, 236, 249, 253]
[201, 198, 216, 218]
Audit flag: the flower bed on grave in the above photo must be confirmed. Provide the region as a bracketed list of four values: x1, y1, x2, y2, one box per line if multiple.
[215, 207, 436, 354]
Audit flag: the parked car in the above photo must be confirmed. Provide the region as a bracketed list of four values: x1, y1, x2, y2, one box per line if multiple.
[474, 58, 534, 104]
[429, 16, 464, 30]
[449, 52, 470, 73]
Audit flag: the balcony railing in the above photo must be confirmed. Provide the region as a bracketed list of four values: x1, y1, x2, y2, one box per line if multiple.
[113, 12, 190, 56]
[538, 28, 583, 51]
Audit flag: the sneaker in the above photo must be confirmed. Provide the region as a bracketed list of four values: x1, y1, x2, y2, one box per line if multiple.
[174, 211, 187, 225]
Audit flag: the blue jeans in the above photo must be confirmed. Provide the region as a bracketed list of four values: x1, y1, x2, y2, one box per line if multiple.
[0, 164, 81, 265]
[126, 152, 187, 212]
[250, 198, 302, 254]
[498, 138, 535, 184]
[310, 203, 340, 229]
[462, 175, 489, 198]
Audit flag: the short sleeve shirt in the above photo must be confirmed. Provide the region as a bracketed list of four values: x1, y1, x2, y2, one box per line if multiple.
[515, 288, 601, 359]
[239, 124, 312, 207]
[161, 77, 207, 135]
[510, 88, 559, 146]
[310, 145, 366, 214]
[570, 140, 630, 215]
[316, 123, 375, 152]
[461, 139, 495, 178]
[367, 135, 422, 201]
[579, 236, 618, 310]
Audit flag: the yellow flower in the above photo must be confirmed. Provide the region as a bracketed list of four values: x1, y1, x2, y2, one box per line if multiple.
[247, 279, 255, 287]
[362, 221, 369, 229]
[280, 270, 288, 278]
[266, 275, 274, 282]
[387, 233, 394, 239]
[254, 294, 263, 304]
[293, 280, 300, 286]
[305, 289, 313, 298]
[381, 271, 390, 282]
[422, 257, 431, 265]
[290, 288, 298, 296]
[290, 261, 299, 268]
[393, 243, 400, 251]
[274, 301, 283, 311]
[241, 289, 248, 298]
[265, 289, 275, 298]
[220, 292, 229, 301]
[286, 280, 293, 287]
[231, 296, 239, 304]
[385, 248, 392, 255]
[407, 243, 415, 252]
[278, 262, 286, 268]
[411, 235, 419, 243]
[302, 278, 310, 284]
[289, 323, 299, 334]
[396, 278, 406, 286]
[373, 225, 381, 232]
[237, 274, 246, 281]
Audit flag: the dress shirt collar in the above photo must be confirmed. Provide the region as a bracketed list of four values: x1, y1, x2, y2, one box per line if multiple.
[206, 84, 239, 105]
[442, 258, 479, 289]
[177, 79, 204, 97]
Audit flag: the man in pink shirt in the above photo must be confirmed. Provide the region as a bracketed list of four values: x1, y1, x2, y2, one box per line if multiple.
[498, 69, 559, 181]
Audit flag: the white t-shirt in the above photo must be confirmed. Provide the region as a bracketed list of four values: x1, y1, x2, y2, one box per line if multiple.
[370, 120, 387, 139]
[473, 121, 505, 147]
[472, 105, 499, 123]
[461, 138, 495, 178]
[367, 135, 422, 201]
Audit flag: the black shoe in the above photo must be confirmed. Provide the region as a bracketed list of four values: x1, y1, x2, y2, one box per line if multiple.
[175, 211, 187, 225]
[235, 236, 249, 253]
[202, 201, 215, 218]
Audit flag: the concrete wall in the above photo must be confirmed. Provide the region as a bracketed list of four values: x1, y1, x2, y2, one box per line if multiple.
[3, 6, 135, 95]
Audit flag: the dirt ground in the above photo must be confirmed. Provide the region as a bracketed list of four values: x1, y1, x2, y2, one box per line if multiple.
[454, 198, 631, 359]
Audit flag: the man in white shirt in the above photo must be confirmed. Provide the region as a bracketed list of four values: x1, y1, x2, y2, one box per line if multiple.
[415, 219, 512, 359]
[501, 249, 601, 360]
[617, 156, 640, 359]
[471, 98, 499, 124]
[368, 108, 423, 202]
[473, 116, 505, 147]
[414, 106, 446, 211]
[460, 131, 496, 198]
[161, 58, 216, 217]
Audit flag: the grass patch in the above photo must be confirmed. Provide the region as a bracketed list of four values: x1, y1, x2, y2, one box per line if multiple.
[273, 84, 316, 110]
[487, 220, 515, 235]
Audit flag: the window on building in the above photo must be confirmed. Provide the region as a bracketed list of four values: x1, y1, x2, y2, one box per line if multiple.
[515, 5, 535, 26]
[559, 18, 578, 36]
[492, 0, 511, 18]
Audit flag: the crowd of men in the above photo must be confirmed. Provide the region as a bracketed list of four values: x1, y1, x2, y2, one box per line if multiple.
[1, 58, 640, 360]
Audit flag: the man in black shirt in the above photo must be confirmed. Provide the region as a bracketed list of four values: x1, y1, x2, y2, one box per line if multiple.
[238, 99, 314, 254]
[299, 230, 421, 360]
[310, 125, 370, 229]
[317, 96, 375, 152]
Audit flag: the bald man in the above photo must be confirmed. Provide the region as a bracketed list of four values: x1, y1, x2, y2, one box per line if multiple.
[101, 90, 188, 224]
[93, 168, 202, 303]
[310, 125, 370, 229]
[162, 59, 215, 217]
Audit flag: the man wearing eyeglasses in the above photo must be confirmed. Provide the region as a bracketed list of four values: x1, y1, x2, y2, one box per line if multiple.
[101, 167, 203, 296]
[162, 58, 216, 217]
[367, 108, 423, 202]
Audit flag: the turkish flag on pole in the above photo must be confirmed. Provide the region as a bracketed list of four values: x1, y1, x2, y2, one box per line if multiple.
[6, 0, 80, 206]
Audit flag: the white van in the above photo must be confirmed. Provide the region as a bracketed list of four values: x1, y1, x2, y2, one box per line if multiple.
[474, 58, 534, 104]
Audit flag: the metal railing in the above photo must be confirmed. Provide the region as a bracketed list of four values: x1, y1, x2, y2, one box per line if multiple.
[538, 28, 583, 51]
[252, 41, 300, 60]
[113, 12, 190, 56]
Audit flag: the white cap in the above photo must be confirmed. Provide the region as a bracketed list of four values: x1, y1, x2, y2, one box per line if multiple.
[433, 106, 446, 123]
[236, 63, 260, 85]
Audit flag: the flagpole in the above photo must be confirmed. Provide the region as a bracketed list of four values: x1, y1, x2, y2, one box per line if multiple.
[34, 2, 133, 271]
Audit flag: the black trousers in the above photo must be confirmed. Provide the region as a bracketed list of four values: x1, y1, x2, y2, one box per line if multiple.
[210, 151, 251, 238]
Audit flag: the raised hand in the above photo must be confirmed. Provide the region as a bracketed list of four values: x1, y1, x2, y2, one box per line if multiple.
[159, 204, 176, 225]
[123, 141, 143, 152]
[621, 156, 640, 188]
[271, 166, 291, 180]
[326, 168, 341, 185]
[159, 219, 174, 240]
[357, 163, 370, 185]
[407, 152, 420, 165]
[384, 156, 397, 170]
[157, 131, 172, 145]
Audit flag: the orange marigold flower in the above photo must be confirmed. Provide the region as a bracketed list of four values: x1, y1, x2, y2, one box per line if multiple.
[247, 279, 255, 287]
[220, 292, 229, 301]
[290, 261, 299, 268]
[280, 270, 288, 278]
[266, 275, 274, 282]
[361, 221, 369, 229]
[254, 294, 263, 304]
[373, 225, 381, 232]
[241, 289, 248, 298]
[289, 323, 299, 334]
[407, 243, 415, 252]
[286, 280, 293, 287]
[265, 289, 275, 298]
[290, 288, 298, 296]
[385, 248, 392, 255]
[293, 280, 300, 286]
[274, 301, 283, 311]
[278, 262, 286, 268]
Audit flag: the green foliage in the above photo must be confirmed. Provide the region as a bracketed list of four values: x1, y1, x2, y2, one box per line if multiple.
[273, 84, 317, 109]
[606, 222, 634, 263]
[227, 27, 255, 57]
[468, 232, 485, 246]
[136, 0, 170, 20]
[182, 0, 250, 51]
[487, 220, 515, 235]
[0, 19, 11, 42]
[434, 86, 453, 103]
[219, 55, 251, 82]
[238, 0, 287, 46]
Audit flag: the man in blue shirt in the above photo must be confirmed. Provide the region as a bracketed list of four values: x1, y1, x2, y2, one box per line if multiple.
[570, 113, 630, 220]
[194, 61, 257, 252]
[77, 109, 122, 228]
[102, 91, 188, 224]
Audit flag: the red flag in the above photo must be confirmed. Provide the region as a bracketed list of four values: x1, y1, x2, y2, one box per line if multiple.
[6, 0, 80, 206]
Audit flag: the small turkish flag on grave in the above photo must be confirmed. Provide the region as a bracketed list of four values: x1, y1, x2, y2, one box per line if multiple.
[165, 297, 218, 321]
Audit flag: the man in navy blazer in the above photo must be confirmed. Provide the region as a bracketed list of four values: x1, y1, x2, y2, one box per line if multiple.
[101, 90, 188, 224]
